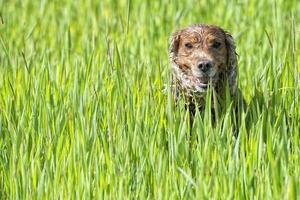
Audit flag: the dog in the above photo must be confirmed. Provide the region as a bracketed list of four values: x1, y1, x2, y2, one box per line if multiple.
[169, 24, 238, 117]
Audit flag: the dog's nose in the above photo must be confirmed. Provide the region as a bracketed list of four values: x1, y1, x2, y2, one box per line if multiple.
[198, 61, 213, 73]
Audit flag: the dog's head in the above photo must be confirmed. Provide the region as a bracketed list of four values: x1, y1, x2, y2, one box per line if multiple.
[170, 24, 237, 96]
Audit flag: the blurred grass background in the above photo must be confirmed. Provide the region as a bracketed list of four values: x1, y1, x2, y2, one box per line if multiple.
[0, 0, 299, 199]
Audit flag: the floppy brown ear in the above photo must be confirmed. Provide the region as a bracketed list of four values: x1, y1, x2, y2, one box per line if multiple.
[225, 32, 238, 95]
[169, 31, 181, 62]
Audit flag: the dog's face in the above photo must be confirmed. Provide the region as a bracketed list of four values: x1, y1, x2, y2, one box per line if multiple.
[170, 24, 237, 95]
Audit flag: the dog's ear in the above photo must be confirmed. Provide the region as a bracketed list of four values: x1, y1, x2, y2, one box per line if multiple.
[225, 32, 238, 95]
[169, 31, 181, 61]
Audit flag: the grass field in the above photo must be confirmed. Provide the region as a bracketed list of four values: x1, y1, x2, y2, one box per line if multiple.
[0, 0, 300, 199]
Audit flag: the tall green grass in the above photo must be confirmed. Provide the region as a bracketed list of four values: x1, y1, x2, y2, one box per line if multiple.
[0, 0, 299, 199]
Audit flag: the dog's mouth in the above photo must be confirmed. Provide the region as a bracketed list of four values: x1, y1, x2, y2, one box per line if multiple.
[193, 77, 210, 90]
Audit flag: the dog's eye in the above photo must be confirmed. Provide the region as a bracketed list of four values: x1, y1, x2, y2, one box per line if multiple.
[185, 43, 193, 49]
[212, 41, 221, 48]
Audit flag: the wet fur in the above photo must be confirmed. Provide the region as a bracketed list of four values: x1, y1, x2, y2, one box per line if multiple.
[169, 24, 238, 114]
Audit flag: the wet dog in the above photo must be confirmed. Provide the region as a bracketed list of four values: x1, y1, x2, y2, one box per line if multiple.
[169, 24, 238, 116]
